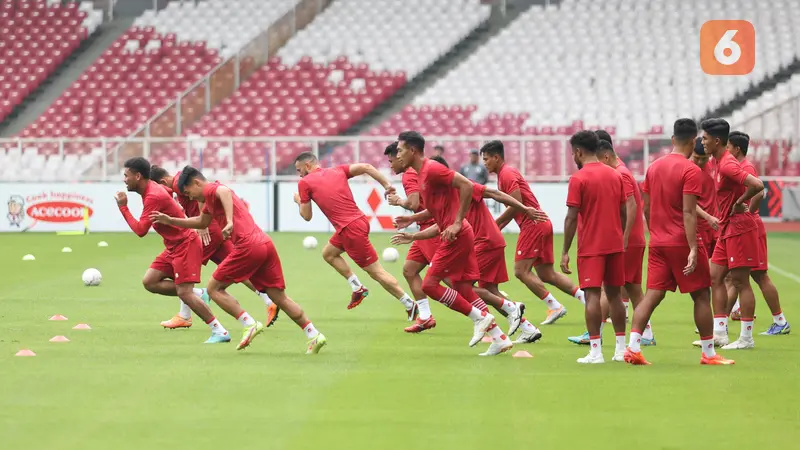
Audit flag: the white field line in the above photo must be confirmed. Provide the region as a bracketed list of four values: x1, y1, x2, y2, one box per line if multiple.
[768, 263, 800, 284]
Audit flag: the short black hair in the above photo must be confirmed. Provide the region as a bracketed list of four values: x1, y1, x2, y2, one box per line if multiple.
[694, 137, 705, 155]
[124, 157, 151, 179]
[596, 139, 614, 157]
[433, 145, 444, 151]
[384, 141, 399, 157]
[398, 131, 425, 153]
[431, 155, 449, 168]
[479, 140, 504, 159]
[728, 131, 750, 155]
[701, 118, 730, 146]
[294, 152, 317, 164]
[594, 130, 613, 147]
[673, 118, 698, 144]
[177, 165, 205, 192]
[150, 165, 169, 184]
[569, 130, 599, 153]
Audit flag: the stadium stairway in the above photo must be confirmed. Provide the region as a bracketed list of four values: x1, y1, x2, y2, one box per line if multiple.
[704, 56, 800, 120]
[339, 0, 552, 138]
[0, 18, 133, 137]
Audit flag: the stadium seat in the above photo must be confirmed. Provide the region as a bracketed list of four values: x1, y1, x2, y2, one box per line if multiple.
[0, 0, 102, 123]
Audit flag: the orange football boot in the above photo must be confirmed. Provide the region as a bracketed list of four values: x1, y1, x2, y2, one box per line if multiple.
[623, 347, 652, 365]
[348, 286, 369, 309]
[701, 353, 735, 365]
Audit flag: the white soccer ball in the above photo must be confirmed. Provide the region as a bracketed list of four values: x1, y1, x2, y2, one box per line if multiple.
[382, 247, 400, 263]
[82, 268, 102, 286]
[303, 236, 318, 249]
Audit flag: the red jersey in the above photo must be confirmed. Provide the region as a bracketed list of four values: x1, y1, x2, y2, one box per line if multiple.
[716, 151, 758, 238]
[201, 182, 267, 247]
[497, 163, 548, 229]
[740, 158, 766, 237]
[401, 168, 436, 231]
[642, 153, 705, 247]
[696, 160, 718, 236]
[172, 170, 201, 217]
[298, 165, 365, 231]
[615, 162, 646, 248]
[467, 183, 506, 251]
[417, 158, 471, 231]
[566, 161, 626, 256]
[119, 181, 194, 251]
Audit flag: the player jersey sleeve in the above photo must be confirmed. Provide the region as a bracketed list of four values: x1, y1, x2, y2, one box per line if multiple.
[471, 182, 485, 203]
[720, 157, 749, 185]
[641, 168, 651, 194]
[566, 175, 582, 208]
[498, 167, 520, 195]
[402, 171, 420, 195]
[621, 171, 636, 200]
[297, 178, 312, 204]
[618, 173, 627, 205]
[337, 165, 354, 179]
[683, 165, 704, 197]
[741, 162, 757, 177]
[201, 183, 219, 215]
[427, 161, 455, 186]
[120, 195, 155, 237]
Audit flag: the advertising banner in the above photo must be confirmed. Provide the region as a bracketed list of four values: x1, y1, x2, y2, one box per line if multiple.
[0, 183, 270, 232]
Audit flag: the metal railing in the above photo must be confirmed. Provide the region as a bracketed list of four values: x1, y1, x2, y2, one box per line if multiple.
[3, 134, 798, 183]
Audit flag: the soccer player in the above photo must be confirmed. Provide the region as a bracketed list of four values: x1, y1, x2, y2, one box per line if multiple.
[623, 119, 734, 365]
[149, 166, 279, 329]
[115, 157, 231, 344]
[393, 160, 547, 343]
[294, 153, 419, 319]
[391, 130, 511, 356]
[701, 118, 765, 350]
[152, 167, 327, 354]
[481, 140, 585, 327]
[724, 131, 790, 335]
[691, 137, 720, 258]
[561, 131, 628, 364]
[384, 142, 438, 333]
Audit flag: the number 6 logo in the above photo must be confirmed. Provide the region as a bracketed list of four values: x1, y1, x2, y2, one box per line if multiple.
[701, 20, 755, 75]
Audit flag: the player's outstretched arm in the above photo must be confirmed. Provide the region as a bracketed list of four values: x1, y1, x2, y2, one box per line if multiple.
[394, 209, 433, 229]
[348, 163, 394, 193]
[391, 224, 440, 245]
[388, 192, 419, 212]
[151, 211, 212, 229]
[482, 187, 548, 222]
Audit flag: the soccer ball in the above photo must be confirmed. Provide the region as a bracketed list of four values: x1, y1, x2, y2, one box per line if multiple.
[82, 268, 102, 286]
[303, 236, 318, 249]
[382, 247, 399, 263]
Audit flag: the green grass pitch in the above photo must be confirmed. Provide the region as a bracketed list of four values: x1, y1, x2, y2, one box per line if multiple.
[1, 232, 799, 449]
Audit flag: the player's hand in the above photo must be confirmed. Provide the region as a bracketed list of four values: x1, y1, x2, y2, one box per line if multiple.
[293, 192, 301, 204]
[391, 232, 414, 245]
[706, 215, 720, 231]
[221, 222, 233, 240]
[623, 235, 629, 252]
[384, 185, 397, 199]
[394, 215, 413, 229]
[732, 201, 747, 215]
[114, 191, 128, 207]
[198, 228, 211, 246]
[387, 193, 402, 206]
[684, 247, 698, 275]
[149, 211, 172, 225]
[560, 253, 572, 274]
[525, 207, 549, 223]
[441, 221, 462, 242]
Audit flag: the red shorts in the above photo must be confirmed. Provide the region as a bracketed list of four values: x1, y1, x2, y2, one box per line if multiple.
[427, 224, 480, 282]
[150, 234, 203, 285]
[406, 236, 440, 265]
[624, 246, 645, 284]
[203, 227, 234, 266]
[698, 227, 718, 257]
[647, 245, 711, 293]
[213, 239, 285, 291]
[329, 216, 378, 268]
[476, 246, 509, 288]
[577, 252, 625, 288]
[710, 229, 760, 269]
[515, 221, 554, 264]
[755, 233, 768, 272]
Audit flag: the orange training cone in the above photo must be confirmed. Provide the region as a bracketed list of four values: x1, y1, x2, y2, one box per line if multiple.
[49, 315, 68, 321]
[512, 350, 533, 358]
[49, 336, 70, 342]
[15, 349, 36, 356]
[72, 323, 91, 330]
